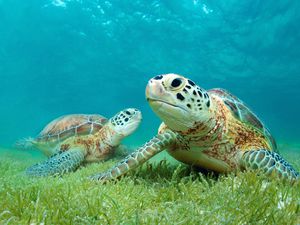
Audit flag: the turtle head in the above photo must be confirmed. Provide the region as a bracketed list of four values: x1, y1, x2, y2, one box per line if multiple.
[110, 108, 142, 137]
[146, 73, 211, 132]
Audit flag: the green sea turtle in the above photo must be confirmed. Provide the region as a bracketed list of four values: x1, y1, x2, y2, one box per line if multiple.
[90, 73, 299, 181]
[18, 108, 142, 176]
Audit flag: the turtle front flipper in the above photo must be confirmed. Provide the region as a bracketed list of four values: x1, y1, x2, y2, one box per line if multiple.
[26, 148, 85, 177]
[90, 130, 178, 182]
[240, 150, 299, 180]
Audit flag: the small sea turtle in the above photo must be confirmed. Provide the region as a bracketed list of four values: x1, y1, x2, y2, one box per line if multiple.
[91, 74, 299, 181]
[18, 108, 142, 176]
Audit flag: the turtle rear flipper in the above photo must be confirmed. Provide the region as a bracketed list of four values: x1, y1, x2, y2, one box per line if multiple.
[26, 148, 85, 177]
[240, 149, 299, 180]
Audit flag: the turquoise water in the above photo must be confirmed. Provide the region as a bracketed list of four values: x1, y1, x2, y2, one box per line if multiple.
[0, 0, 299, 149]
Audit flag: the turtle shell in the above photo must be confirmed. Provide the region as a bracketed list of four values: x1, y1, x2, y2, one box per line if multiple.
[209, 88, 277, 150]
[36, 114, 108, 144]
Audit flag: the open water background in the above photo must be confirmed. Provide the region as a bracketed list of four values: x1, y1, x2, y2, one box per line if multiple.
[0, 0, 299, 150]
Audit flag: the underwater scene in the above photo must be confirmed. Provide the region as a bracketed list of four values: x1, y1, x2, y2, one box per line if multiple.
[0, 0, 299, 224]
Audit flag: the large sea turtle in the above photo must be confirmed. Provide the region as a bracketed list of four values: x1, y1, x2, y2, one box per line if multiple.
[18, 108, 142, 176]
[90, 74, 299, 181]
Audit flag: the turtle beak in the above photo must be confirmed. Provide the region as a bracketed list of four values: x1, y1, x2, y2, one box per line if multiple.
[145, 78, 188, 114]
[146, 79, 166, 101]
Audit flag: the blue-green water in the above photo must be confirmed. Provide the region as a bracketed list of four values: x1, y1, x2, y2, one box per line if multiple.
[0, 0, 299, 148]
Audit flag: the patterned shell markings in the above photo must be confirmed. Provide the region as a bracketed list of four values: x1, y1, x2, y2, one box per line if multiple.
[208, 88, 277, 151]
[36, 114, 108, 143]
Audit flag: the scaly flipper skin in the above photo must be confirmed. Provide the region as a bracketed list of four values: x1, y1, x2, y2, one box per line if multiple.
[21, 108, 141, 176]
[90, 74, 299, 182]
[26, 148, 85, 176]
[90, 130, 177, 181]
[241, 150, 299, 180]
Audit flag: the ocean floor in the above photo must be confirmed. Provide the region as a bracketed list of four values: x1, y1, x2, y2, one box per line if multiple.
[0, 142, 299, 224]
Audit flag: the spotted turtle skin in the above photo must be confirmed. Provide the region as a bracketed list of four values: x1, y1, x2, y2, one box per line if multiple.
[18, 109, 142, 176]
[90, 74, 299, 182]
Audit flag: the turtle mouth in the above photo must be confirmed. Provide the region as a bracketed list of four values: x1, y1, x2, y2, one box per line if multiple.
[147, 98, 187, 112]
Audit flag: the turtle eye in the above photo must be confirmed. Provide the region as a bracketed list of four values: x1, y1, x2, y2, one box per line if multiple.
[170, 78, 183, 89]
